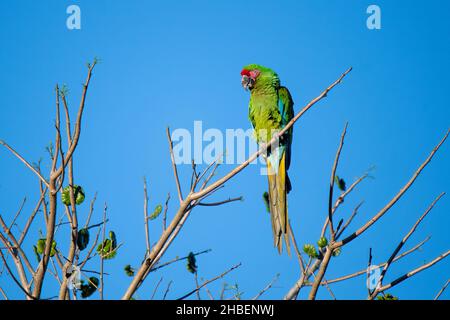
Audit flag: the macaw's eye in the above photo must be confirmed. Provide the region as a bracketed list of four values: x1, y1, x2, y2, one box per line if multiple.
[241, 74, 255, 90]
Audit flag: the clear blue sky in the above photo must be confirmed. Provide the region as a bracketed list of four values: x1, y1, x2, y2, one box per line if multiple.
[0, 0, 449, 300]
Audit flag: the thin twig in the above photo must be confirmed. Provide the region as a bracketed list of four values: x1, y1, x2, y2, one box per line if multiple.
[197, 197, 243, 207]
[150, 276, 164, 300]
[0, 286, 7, 300]
[8, 197, 27, 232]
[18, 189, 47, 245]
[434, 279, 450, 300]
[84, 192, 98, 228]
[335, 201, 364, 240]
[288, 221, 306, 274]
[162, 193, 170, 232]
[163, 280, 173, 300]
[253, 273, 280, 300]
[327, 123, 348, 240]
[307, 236, 431, 286]
[99, 203, 107, 300]
[370, 193, 445, 298]
[150, 249, 211, 273]
[375, 250, 450, 295]
[143, 177, 151, 256]
[166, 127, 183, 203]
[334, 129, 449, 249]
[0, 140, 49, 187]
[177, 263, 242, 300]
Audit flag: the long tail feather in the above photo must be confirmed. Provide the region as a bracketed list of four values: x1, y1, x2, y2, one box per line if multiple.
[267, 152, 291, 255]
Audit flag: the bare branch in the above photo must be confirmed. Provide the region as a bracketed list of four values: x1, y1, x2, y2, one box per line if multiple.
[314, 236, 431, 286]
[166, 127, 183, 204]
[374, 193, 445, 293]
[288, 221, 306, 274]
[375, 250, 450, 295]
[84, 192, 98, 228]
[149, 249, 211, 273]
[162, 193, 170, 232]
[334, 129, 449, 249]
[18, 189, 47, 245]
[177, 263, 241, 300]
[327, 122, 348, 240]
[335, 201, 364, 240]
[150, 276, 163, 300]
[99, 203, 107, 300]
[0, 286, 7, 300]
[8, 197, 27, 232]
[0, 246, 34, 300]
[253, 273, 280, 300]
[0, 140, 49, 187]
[52, 61, 97, 179]
[197, 196, 243, 207]
[435, 279, 450, 300]
[163, 280, 173, 300]
[143, 177, 151, 256]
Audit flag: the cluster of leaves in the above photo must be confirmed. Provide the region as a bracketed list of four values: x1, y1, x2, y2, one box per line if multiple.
[33, 238, 57, 262]
[124, 264, 135, 277]
[77, 228, 90, 251]
[317, 237, 328, 248]
[186, 252, 198, 274]
[332, 248, 341, 257]
[62, 185, 85, 206]
[303, 237, 341, 258]
[97, 231, 118, 259]
[80, 277, 99, 298]
[303, 244, 319, 258]
[377, 293, 399, 300]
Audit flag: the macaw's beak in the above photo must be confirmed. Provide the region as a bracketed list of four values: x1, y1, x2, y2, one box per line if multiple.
[241, 75, 255, 91]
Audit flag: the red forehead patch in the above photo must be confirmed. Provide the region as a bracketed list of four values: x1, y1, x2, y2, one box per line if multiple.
[240, 69, 251, 76]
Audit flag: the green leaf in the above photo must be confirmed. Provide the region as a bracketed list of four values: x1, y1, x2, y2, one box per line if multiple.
[317, 237, 328, 248]
[36, 238, 46, 254]
[36, 238, 57, 257]
[62, 185, 85, 206]
[262, 192, 270, 213]
[303, 244, 318, 258]
[186, 252, 197, 274]
[124, 264, 135, 277]
[96, 231, 118, 259]
[77, 228, 90, 251]
[377, 293, 398, 300]
[80, 277, 99, 298]
[109, 231, 117, 248]
[33, 245, 41, 263]
[149, 204, 163, 220]
[332, 248, 342, 257]
[334, 176, 346, 192]
[50, 240, 57, 257]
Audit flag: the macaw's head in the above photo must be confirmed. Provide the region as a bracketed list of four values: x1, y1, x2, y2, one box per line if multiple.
[240, 64, 279, 91]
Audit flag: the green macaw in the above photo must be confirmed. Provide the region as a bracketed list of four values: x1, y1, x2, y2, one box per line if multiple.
[241, 64, 294, 255]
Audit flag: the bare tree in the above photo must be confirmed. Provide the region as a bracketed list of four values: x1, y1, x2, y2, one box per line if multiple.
[0, 63, 448, 300]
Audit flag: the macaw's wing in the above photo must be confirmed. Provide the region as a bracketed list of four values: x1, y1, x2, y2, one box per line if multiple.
[248, 99, 256, 130]
[277, 86, 294, 170]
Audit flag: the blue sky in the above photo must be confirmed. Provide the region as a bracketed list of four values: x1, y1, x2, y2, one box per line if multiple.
[0, 0, 449, 300]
